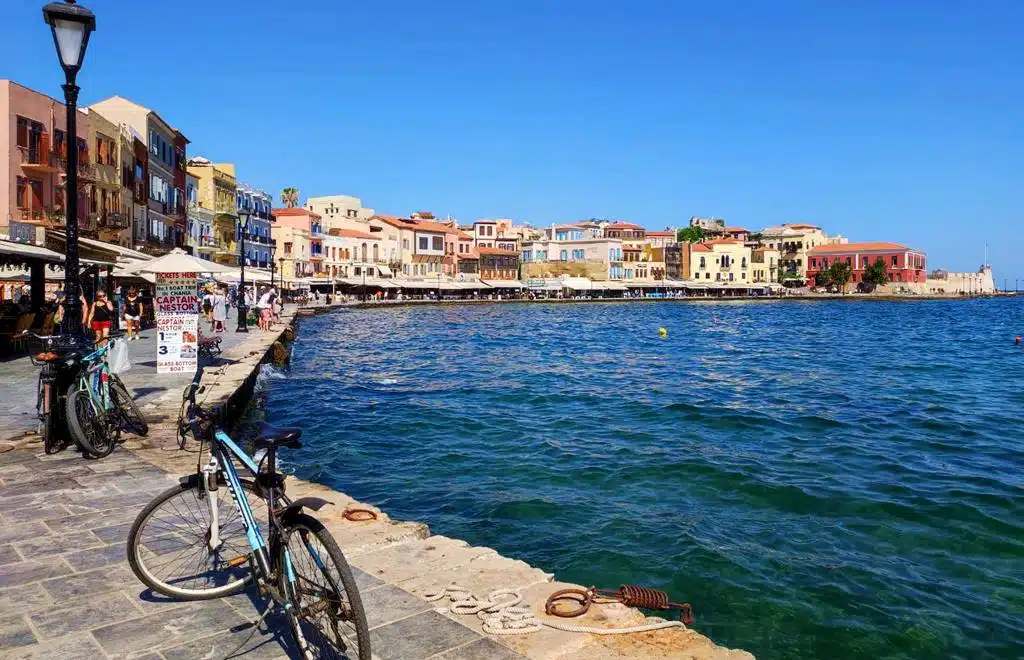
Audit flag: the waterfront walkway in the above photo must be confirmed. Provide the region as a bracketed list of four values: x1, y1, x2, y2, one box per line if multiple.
[0, 307, 752, 659]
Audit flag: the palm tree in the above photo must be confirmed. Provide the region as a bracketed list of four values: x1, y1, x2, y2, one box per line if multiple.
[280, 188, 300, 209]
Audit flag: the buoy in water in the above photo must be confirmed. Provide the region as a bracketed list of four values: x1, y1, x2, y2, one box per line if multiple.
[1016, 336, 1022, 345]
[659, 327, 668, 337]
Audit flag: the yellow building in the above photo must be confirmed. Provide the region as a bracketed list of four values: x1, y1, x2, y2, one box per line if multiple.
[689, 239, 753, 283]
[186, 157, 238, 264]
[758, 223, 833, 283]
[751, 246, 782, 283]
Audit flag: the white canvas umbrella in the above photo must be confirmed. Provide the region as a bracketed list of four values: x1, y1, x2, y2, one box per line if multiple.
[134, 249, 235, 274]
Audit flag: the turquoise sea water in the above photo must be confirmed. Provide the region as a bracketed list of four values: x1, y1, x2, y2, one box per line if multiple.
[264, 299, 1024, 659]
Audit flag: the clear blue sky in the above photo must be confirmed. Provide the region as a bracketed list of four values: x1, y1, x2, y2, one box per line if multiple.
[3, 0, 1022, 281]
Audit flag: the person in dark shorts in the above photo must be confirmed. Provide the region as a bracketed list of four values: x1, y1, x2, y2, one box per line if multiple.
[123, 287, 144, 341]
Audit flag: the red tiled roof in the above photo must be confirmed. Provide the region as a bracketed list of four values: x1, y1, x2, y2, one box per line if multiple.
[646, 231, 675, 237]
[411, 220, 459, 235]
[808, 242, 911, 254]
[691, 244, 712, 252]
[784, 223, 820, 230]
[456, 252, 479, 260]
[605, 222, 644, 230]
[703, 238, 743, 246]
[457, 231, 474, 240]
[477, 247, 519, 256]
[723, 226, 748, 233]
[328, 228, 379, 240]
[273, 208, 321, 219]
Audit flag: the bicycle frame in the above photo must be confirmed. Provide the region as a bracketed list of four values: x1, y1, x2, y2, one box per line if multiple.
[202, 426, 306, 621]
[75, 343, 114, 414]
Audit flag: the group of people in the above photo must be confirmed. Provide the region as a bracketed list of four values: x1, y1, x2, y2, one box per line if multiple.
[201, 283, 281, 333]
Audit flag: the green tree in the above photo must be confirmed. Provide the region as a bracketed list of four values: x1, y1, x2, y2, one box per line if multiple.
[827, 260, 852, 291]
[280, 187, 300, 208]
[677, 226, 706, 243]
[863, 258, 888, 287]
[815, 268, 833, 288]
[747, 232, 764, 245]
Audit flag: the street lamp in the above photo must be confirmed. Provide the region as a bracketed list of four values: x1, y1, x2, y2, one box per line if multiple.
[44, 0, 95, 341]
[278, 256, 285, 298]
[270, 241, 277, 289]
[236, 209, 249, 333]
[437, 271, 441, 301]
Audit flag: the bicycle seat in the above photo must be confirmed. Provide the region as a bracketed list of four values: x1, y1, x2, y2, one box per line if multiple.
[252, 423, 302, 450]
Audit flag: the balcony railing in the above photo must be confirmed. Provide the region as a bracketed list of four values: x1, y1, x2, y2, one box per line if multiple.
[20, 147, 60, 170]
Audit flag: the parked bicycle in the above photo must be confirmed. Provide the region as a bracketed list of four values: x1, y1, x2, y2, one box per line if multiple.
[64, 331, 149, 458]
[126, 374, 369, 659]
[21, 331, 83, 454]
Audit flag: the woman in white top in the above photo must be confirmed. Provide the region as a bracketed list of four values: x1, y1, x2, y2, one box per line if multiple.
[256, 288, 273, 331]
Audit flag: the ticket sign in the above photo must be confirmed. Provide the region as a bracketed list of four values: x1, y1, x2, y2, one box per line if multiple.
[155, 272, 199, 374]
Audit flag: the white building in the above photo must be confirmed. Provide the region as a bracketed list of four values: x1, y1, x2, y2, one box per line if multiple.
[305, 194, 375, 233]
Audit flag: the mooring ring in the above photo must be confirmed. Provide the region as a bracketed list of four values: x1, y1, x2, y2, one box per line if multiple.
[343, 508, 378, 521]
[544, 588, 593, 618]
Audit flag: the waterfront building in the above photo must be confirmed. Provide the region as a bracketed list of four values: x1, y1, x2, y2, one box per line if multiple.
[372, 214, 459, 278]
[90, 96, 188, 253]
[472, 219, 519, 251]
[80, 109, 132, 246]
[646, 230, 676, 249]
[758, 223, 832, 284]
[521, 235, 624, 281]
[478, 247, 519, 282]
[665, 243, 684, 280]
[272, 207, 320, 283]
[806, 242, 927, 288]
[722, 226, 749, 242]
[751, 246, 782, 283]
[0, 80, 90, 243]
[186, 172, 216, 261]
[237, 184, 273, 268]
[305, 194, 375, 232]
[130, 136, 148, 247]
[925, 265, 994, 294]
[323, 228, 385, 279]
[689, 239, 753, 283]
[186, 158, 239, 265]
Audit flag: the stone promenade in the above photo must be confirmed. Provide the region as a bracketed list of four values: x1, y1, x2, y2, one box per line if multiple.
[0, 309, 752, 660]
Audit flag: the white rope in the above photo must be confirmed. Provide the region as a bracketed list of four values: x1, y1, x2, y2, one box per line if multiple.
[423, 583, 688, 636]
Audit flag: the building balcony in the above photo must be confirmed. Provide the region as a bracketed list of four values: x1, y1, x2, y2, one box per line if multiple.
[19, 147, 60, 173]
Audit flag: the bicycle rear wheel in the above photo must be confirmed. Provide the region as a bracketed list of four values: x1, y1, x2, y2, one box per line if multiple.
[127, 479, 267, 600]
[65, 384, 117, 458]
[278, 513, 370, 660]
[109, 374, 149, 436]
[38, 379, 63, 454]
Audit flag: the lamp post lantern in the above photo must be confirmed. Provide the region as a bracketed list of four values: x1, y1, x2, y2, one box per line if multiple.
[278, 256, 285, 299]
[236, 209, 250, 333]
[43, 0, 95, 341]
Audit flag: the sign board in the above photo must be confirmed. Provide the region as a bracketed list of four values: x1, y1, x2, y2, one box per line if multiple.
[155, 272, 199, 374]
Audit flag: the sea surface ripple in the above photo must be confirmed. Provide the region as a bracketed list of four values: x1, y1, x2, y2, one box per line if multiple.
[264, 299, 1024, 660]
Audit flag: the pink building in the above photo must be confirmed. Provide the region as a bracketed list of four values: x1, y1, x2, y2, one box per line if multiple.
[807, 242, 927, 286]
[0, 80, 90, 238]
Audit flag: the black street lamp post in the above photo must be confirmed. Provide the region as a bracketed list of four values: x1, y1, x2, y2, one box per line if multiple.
[236, 210, 250, 333]
[361, 268, 366, 302]
[44, 0, 94, 341]
[270, 241, 277, 289]
[278, 256, 285, 300]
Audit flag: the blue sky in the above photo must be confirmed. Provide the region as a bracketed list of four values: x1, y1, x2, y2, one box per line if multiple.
[3, 0, 1022, 281]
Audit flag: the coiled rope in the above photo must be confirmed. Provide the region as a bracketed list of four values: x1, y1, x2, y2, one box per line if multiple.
[422, 583, 688, 636]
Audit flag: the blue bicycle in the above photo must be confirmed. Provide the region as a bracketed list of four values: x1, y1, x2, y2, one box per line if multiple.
[65, 333, 148, 458]
[125, 376, 370, 659]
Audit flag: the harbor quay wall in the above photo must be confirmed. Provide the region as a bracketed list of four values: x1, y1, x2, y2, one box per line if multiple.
[122, 308, 754, 659]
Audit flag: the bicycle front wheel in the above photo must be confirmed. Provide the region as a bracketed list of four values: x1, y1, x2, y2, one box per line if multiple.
[279, 513, 370, 660]
[65, 384, 117, 458]
[127, 478, 266, 600]
[109, 374, 149, 436]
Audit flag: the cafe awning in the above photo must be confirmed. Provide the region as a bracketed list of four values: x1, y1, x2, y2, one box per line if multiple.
[481, 280, 524, 288]
[0, 239, 65, 264]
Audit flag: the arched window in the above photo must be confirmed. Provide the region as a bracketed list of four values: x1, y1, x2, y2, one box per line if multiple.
[373, 243, 379, 262]
[361, 243, 367, 262]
